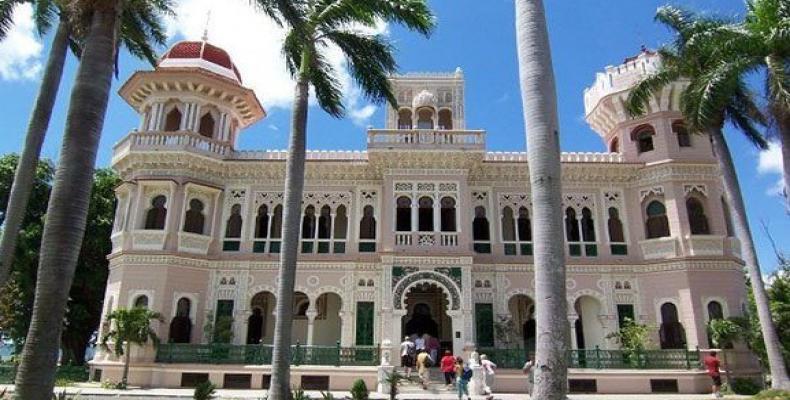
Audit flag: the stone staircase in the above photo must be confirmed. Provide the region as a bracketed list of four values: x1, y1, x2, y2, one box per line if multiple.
[399, 368, 458, 396]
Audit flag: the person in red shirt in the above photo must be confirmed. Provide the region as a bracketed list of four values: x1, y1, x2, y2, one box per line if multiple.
[440, 350, 457, 388]
[703, 351, 722, 398]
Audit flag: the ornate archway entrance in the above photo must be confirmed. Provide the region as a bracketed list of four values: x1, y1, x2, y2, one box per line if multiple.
[402, 283, 452, 352]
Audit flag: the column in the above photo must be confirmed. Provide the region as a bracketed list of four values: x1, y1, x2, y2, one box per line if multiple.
[433, 200, 440, 235]
[411, 202, 418, 236]
[306, 310, 317, 345]
[339, 310, 352, 346]
[569, 315, 579, 349]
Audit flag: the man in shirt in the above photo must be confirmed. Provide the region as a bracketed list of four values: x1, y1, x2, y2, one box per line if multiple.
[400, 336, 415, 377]
[703, 351, 722, 399]
[416, 350, 434, 390]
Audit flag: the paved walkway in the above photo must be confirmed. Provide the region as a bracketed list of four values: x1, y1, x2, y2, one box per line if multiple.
[0, 385, 752, 399]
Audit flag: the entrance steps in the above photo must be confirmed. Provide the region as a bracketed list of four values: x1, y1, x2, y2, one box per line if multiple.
[399, 368, 458, 396]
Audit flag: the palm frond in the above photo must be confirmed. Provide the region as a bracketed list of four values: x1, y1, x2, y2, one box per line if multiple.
[32, 0, 56, 35]
[326, 31, 397, 106]
[625, 70, 679, 117]
[282, 29, 305, 77]
[726, 100, 769, 149]
[250, 0, 306, 28]
[656, 5, 694, 40]
[0, 0, 24, 40]
[308, 50, 344, 117]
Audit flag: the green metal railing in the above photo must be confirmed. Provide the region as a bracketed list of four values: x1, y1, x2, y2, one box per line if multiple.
[155, 342, 379, 366]
[569, 347, 700, 369]
[476, 347, 700, 370]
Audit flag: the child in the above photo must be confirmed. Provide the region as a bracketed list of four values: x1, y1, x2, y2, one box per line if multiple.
[455, 357, 472, 400]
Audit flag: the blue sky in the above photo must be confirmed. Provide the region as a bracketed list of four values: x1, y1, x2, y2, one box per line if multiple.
[0, 0, 786, 270]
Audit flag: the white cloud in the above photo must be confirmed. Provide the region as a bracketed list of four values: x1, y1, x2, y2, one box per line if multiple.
[757, 141, 786, 196]
[165, 0, 385, 125]
[0, 4, 43, 81]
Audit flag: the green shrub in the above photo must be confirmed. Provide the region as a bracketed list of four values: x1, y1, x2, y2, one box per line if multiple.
[350, 379, 369, 400]
[193, 381, 216, 400]
[752, 389, 790, 400]
[292, 387, 311, 400]
[727, 377, 760, 395]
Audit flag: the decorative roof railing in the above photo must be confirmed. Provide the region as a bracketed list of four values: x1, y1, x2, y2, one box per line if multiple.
[366, 129, 485, 150]
[485, 152, 625, 163]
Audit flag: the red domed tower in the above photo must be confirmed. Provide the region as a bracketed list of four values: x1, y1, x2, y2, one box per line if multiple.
[119, 39, 265, 149]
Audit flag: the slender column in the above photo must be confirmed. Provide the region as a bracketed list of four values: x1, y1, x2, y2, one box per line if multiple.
[569, 315, 579, 350]
[411, 203, 418, 233]
[306, 310, 317, 345]
[339, 310, 352, 346]
[329, 211, 336, 250]
[433, 201, 440, 233]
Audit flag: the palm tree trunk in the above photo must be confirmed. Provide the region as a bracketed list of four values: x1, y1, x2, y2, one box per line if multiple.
[515, 1, 569, 399]
[0, 19, 70, 286]
[268, 54, 310, 400]
[775, 112, 790, 211]
[708, 127, 790, 390]
[14, 4, 119, 399]
[122, 341, 131, 388]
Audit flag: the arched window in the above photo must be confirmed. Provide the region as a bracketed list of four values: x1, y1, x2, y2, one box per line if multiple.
[183, 199, 205, 234]
[144, 195, 167, 230]
[225, 204, 242, 238]
[396, 197, 411, 232]
[721, 197, 734, 237]
[707, 301, 724, 321]
[673, 121, 691, 147]
[416, 108, 434, 129]
[581, 207, 596, 242]
[565, 208, 580, 242]
[418, 197, 434, 231]
[645, 201, 670, 239]
[609, 137, 620, 153]
[686, 197, 710, 235]
[318, 205, 332, 239]
[398, 109, 413, 130]
[517, 207, 531, 242]
[632, 125, 655, 153]
[198, 113, 215, 138]
[659, 303, 686, 349]
[133, 295, 149, 309]
[164, 107, 182, 132]
[607, 207, 625, 243]
[501, 207, 516, 241]
[169, 297, 192, 343]
[294, 292, 309, 317]
[334, 205, 347, 239]
[440, 197, 456, 232]
[270, 205, 283, 239]
[302, 205, 316, 239]
[255, 205, 270, 239]
[473, 206, 490, 241]
[360, 206, 376, 239]
[438, 109, 452, 130]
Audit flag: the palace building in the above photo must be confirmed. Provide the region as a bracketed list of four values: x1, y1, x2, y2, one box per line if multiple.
[90, 41, 756, 393]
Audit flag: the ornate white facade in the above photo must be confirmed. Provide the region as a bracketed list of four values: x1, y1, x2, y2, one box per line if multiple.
[93, 43, 750, 391]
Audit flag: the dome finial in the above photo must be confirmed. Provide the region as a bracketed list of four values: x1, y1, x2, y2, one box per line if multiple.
[202, 10, 212, 41]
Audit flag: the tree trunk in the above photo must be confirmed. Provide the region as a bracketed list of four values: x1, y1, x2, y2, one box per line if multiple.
[14, 4, 119, 399]
[268, 56, 310, 400]
[515, 1, 569, 399]
[122, 341, 130, 388]
[708, 128, 790, 390]
[775, 111, 790, 212]
[0, 19, 70, 286]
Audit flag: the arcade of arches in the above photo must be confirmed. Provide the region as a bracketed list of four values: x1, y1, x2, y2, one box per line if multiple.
[244, 291, 343, 346]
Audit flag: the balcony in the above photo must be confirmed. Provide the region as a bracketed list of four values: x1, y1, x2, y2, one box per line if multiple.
[113, 131, 232, 163]
[178, 232, 213, 255]
[395, 232, 459, 249]
[639, 237, 678, 260]
[684, 235, 725, 257]
[367, 129, 485, 151]
[131, 229, 168, 251]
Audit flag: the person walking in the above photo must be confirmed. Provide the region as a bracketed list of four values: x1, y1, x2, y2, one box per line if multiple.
[480, 354, 497, 395]
[455, 357, 472, 400]
[441, 350, 456, 388]
[704, 351, 723, 399]
[522, 353, 535, 396]
[400, 336, 415, 377]
[427, 334, 440, 364]
[416, 349, 434, 390]
[415, 333, 426, 353]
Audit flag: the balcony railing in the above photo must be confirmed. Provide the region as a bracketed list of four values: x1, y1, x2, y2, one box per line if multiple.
[155, 343, 379, 366]
[684, 235, 725, 257]
[113, 131, 232, 162]
[367, 129, 485, 150]
[395, 232, 460, 249]
[477, 347, 700, 370]
[639, 237, 678, 260]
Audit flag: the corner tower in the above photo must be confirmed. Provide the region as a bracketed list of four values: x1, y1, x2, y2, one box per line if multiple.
[385, 68, 466, 131]
[584, 49, 713, 163]
[119, 40, 265, 149]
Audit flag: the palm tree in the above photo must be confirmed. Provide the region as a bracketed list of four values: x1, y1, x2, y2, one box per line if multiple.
[0, 0, 168, 287]
[514, 1, 568, 399]
[13, 1, 172, 398]
[626, 6, 790, 390]
[249, 1, 433, 399]
[100, 308, 163, 389]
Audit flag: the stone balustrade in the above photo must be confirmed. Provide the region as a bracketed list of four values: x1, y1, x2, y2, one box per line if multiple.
[113, 130, 232, 163]
[131, 229, 168, 251]
[684, 235, 725, 257]
[178, 232, 213, 255]
[367, 129, 485, 150]
[639, 237, 678, 260]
